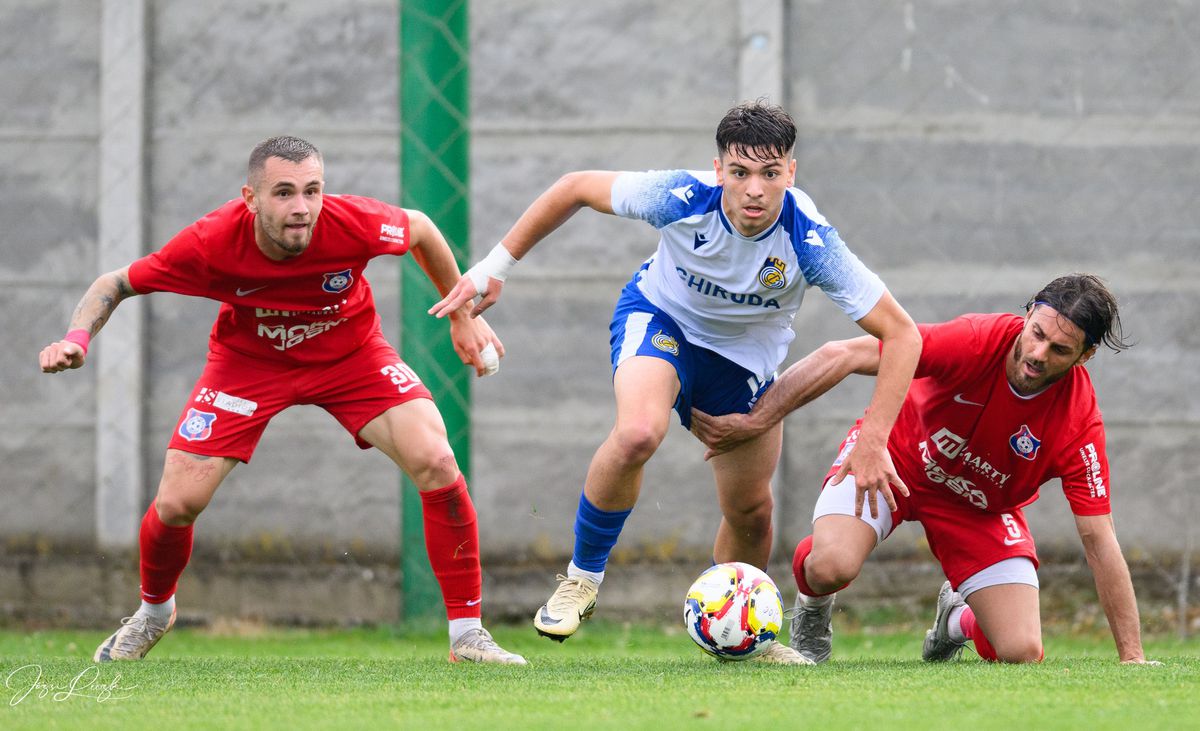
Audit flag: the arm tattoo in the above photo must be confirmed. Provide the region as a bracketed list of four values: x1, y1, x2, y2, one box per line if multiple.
[71, 272, 136, 337]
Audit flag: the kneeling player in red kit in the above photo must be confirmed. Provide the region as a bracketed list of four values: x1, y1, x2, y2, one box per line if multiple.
[40, 136, 523, 665]
[692, 274, 1157, 665]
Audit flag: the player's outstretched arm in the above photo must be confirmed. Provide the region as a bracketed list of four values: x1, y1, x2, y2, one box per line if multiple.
[1074, 513, 1159, 664]
[831, 291, 922, 519]
[690, 336, 878, 459]
[407, 209, 505, 377]
[39, 266, 140, 374]
[428, 170, 621, 319]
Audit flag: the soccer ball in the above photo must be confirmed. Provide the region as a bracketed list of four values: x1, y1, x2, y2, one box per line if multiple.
[683, 562, 783, 660]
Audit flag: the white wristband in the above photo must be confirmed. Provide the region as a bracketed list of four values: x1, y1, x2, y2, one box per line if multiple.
[465, 243, 518, 296]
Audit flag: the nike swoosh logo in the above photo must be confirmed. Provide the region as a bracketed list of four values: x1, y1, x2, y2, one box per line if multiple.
[235, 286, 269, 297]
[1003, 537, 1026, 546]
[537, 608, 562, 625]
[465, 598, 481, 607]
[953, 393, 985, 407]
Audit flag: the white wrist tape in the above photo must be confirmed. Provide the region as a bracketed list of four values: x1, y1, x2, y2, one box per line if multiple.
[480, 342, 500, 376]
[465, 243, 518, 296]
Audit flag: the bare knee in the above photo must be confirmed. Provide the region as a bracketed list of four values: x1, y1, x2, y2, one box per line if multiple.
[723, 494, 774, 537]
[609, 422, 666, 467]
[155, 494, 202, 526]
[993, 634, 1044, 664]
[409, 449, 460, 490]
[804, 550, 861, 594]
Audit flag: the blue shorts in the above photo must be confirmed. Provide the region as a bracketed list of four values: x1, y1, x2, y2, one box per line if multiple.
[609, 280, 773, 430]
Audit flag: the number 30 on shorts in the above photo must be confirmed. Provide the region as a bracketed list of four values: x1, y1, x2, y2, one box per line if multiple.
[380, 362, 423, 393]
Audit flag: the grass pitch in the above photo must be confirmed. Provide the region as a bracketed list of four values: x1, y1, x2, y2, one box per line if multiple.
[1, 622, 1195, 730]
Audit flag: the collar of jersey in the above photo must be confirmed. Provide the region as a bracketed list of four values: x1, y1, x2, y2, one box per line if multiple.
[716, 195, 784, 242]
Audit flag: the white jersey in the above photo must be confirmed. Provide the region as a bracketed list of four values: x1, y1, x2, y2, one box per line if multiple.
[610, 169, 886, 381]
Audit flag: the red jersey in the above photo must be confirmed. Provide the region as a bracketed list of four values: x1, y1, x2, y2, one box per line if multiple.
[128, 195, 410, 365]
[889, 313, 1111, 516]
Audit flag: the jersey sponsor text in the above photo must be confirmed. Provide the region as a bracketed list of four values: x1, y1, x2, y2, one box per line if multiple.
[258, 319, 349, 351]
[675, 267, 781, 309]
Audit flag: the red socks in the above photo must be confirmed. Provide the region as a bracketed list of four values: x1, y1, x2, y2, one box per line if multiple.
[138, 477, 484, 620]
[419, 475, 483, 620]
[139, 502, 194, 603]
[791, 535, 847, 597]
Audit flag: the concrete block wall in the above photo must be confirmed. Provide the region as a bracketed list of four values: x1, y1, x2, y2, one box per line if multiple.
[1, 0, 1197, 623]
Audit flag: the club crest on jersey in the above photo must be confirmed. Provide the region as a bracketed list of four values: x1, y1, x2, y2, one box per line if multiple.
[757, 256, 788, 290]
[179, 408, 216, 442]
[1009, 424, 1041, 461]
[651, 331, 680, 356]
[322, 269, 353, 293]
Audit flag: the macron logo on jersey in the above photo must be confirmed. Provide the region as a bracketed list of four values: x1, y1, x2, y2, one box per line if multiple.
[379, 222, 405, 244]
[670, 185, 695, 203]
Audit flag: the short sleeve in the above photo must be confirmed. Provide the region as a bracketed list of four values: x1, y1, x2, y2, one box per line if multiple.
[1057, 417, 1113, 516]
[335, 195, 411, 257]
[610, 170, 722, 228]
[912, 317, 983, 381]
[128, 225, 211, 296]
[799, 228, 886, 321]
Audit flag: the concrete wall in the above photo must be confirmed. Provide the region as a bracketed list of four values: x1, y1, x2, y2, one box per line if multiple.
[2, 0, 1197, 623]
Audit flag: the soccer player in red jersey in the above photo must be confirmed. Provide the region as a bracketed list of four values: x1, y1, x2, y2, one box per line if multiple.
[692, 274, 1157, 664]
[38, 136, 524, 665]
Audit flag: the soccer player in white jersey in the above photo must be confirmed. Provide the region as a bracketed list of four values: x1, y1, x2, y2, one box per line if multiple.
[432, 102, 922, 663]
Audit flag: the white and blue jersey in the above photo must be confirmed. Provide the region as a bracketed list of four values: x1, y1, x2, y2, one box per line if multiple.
[610, 169, 886, 383]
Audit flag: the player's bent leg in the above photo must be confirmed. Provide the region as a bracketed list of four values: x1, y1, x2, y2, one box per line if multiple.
[961, 582, 1042, 663]
[804, 514, 877, 594]
[534, 357, 679, 642]
[787, 515, 877, 664]
[359, 398, 460, 490]
[360, 402, 525, 664]
[96, 450, 236, 663]
[583, 357, 679, 508]
[709, 421, 782, 568]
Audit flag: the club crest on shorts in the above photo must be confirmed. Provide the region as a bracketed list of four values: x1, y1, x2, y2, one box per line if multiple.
[322, 269, 353, 293]
[651, 330, 680, 356]
[1009, 424, 1041, 461]
[757, 256, 788, 290]
[179, 408, 216, 442]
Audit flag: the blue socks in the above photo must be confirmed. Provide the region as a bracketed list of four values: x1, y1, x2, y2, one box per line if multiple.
[570, 493, 632, 579]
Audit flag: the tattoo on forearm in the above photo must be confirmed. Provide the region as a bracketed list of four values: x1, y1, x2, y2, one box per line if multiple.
[72, 273, 133, 336]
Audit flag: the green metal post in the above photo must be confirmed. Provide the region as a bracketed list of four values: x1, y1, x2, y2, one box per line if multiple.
[399, 0, 471, 624]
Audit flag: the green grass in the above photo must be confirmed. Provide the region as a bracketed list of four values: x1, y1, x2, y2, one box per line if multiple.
[1, 622, 1196, 730]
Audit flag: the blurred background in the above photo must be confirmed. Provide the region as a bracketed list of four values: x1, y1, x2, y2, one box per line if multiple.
[2, 1, 1197, 636]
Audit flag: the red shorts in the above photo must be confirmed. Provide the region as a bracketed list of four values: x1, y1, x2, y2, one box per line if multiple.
[823, 423, 1040, 589]
[168, 333, 432, 462]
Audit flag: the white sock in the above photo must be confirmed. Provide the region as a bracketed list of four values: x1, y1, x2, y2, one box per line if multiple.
[566, 561, 604, 585]
[137, 595, 175, 623]
[449, 617, 482, 646]
[947, 605, 967, 642]
[798, 592, 835, 608]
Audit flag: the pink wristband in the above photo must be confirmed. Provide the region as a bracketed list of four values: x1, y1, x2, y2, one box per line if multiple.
[63, 329, 91, 356]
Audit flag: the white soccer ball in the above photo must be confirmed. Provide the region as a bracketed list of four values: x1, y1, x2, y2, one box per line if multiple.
[683, 562, 784, 660]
